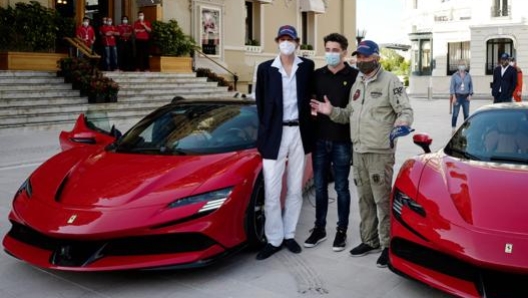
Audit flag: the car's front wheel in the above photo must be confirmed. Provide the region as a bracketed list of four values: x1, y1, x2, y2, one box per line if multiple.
[245, 174, 266, 249]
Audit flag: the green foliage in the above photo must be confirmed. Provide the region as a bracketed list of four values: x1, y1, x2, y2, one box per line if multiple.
[380, 48, 410, 86]
[0, 1, 72, 52]
[151, 19, 197, 57]
[300, 44, 313, 50]
[245, 39, 260, 46]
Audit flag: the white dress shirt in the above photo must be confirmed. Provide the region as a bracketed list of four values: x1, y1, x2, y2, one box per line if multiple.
[271, 55, 304, 122]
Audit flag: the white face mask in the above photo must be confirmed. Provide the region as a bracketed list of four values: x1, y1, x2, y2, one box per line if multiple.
[458, 65, 466, 71]
[138, 15, 144, 21]
[83, 21, 89, 27]
[122, 19, 128, 24]
[509, 61, 515, 66]
[279, 41, 296, 56]
[107, 21, 112, 25]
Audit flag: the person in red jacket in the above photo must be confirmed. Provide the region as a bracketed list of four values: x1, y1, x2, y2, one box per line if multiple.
[134, 11, 152, 71]
[100, 17, 119, 71]
[76, 17, 96, 57]
[117, 15, 134, 71]
[510, 57, 523, 102]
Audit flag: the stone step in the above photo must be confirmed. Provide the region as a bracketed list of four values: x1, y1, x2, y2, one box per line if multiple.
[0, 71, 57, 77]
[0, 92, 235, 124]
[0, 96, 86, 108]
[0, 99, 180, 117]
[118, 82, 219, 89]
[0, 89, 83, 100]
[0, 77, 66, 84]
[0, 84, 73, 91]
[109, 77, 209, 84]
[0, 106, 157, 125]
[117, 92, 233, 102]
[103, 72, 197, 78]
[119, 86, 228, 96]
[0, 69, 236, 131]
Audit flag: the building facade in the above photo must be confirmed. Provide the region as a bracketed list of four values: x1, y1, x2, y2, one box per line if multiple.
[403, 0, 528, 97]
[1, 0, 358, 92]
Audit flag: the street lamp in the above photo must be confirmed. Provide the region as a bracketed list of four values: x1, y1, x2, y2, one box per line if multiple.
[356, 28, 367, 45]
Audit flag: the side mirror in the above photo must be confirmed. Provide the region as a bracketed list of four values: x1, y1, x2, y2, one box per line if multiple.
[110, 125, 122, 139]
[413, 133, 432, 153]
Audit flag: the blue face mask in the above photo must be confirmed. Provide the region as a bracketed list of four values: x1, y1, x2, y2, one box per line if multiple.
[325, 52, 341, 67]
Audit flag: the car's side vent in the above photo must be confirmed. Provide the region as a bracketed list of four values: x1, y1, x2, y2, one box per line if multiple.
[54, 174, 70, 202]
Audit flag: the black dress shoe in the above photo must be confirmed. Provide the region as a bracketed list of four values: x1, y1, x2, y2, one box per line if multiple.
[284, 238, 302, 253]
[256, 243, 281, 260]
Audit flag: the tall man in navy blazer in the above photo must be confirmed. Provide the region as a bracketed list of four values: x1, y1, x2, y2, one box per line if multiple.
[492, 53, 517, 103]
[254, 25, 315, 260]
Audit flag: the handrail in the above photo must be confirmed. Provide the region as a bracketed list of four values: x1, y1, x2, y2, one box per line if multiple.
[193, 47, 238, 91]
[63, 37, 101, 60]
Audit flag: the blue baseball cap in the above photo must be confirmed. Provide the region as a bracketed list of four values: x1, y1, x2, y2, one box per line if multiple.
[352, 40, 380, 56]
[276, 25, 298, 40]
[500, 53, 510, 60]
[390, 125, 415, 148]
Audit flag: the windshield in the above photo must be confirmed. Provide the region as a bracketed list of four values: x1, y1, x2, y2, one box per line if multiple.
[445, 109, 528, 164]
[113, 103, 258, 155]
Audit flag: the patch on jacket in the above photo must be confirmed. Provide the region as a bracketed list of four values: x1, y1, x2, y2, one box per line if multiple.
[393, 86, 403, 96]
[372, 174, 380, 184]
[353, 89, 361, 101]
[371, 91, 382, 98]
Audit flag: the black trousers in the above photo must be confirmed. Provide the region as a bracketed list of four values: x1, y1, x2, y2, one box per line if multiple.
[135, 39, 150, 71]
[118, 40, 134, 71]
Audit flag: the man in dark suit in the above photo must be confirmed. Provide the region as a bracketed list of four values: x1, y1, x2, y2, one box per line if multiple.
[254, 25, 315, 260]
[492, 53, 517, 103]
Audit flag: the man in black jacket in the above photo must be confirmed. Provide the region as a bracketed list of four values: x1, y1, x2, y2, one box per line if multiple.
[254, 25, 315, 260]
[492, 53, 517, 103]
[304, 33, 358, 252]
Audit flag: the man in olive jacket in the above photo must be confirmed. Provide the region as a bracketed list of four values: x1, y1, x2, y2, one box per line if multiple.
[311, 40, 413, 268]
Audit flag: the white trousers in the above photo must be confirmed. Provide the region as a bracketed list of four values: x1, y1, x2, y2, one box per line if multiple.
[262, 126, 306, 247]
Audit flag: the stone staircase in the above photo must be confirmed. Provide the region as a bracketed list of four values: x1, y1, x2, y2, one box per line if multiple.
[0, 71, 234, 133]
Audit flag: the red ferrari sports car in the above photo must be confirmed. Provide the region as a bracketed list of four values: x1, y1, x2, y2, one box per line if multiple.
[3, 98, 312, 271]
[389, 103, 528, 297]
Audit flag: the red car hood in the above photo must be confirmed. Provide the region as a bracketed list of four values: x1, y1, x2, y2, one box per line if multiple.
[53, 150, 246, 208]
[440, 157, 528, 233]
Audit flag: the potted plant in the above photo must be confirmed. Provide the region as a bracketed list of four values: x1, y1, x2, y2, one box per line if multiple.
[0, 1, 69, 70]
[245, 39, 262, 53]
[299, 44, 315, 57]
[149, 19, 197, 73]
[196, 67, 234, 91]
[106, 78, 119, 103]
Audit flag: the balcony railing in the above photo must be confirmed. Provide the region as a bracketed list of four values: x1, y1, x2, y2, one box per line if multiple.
[491, 5, 511, 17]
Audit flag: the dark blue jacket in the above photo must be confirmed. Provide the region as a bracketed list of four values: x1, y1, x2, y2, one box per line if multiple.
[492, 65, 517, 102]
[255, 57, 315, 159]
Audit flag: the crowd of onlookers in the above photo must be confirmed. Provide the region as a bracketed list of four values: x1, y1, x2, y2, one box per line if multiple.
[75, 11, 151, 72]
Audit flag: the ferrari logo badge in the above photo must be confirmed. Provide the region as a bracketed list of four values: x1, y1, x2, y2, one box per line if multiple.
[505, 243, 513, 254]
[67, 215, 77, 224]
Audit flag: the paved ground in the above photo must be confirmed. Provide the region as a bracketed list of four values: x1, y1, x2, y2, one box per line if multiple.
[0, 97, 492, 298]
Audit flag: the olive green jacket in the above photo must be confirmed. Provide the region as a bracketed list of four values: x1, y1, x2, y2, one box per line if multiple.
[329, 67, 414, 154]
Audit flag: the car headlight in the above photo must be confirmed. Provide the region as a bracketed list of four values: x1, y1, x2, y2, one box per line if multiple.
[168, 187, 233, 213]
[392, 189, 425, 217]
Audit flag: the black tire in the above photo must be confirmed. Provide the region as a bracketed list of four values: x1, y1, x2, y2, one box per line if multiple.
[244, 173, 266, 249]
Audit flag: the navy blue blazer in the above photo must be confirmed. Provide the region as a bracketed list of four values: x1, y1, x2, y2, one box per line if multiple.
[492, 65, 517, 102]
[255, 57, 315, 159]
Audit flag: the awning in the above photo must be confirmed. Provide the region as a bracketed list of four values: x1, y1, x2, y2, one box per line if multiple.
[299, 0, 326, 14]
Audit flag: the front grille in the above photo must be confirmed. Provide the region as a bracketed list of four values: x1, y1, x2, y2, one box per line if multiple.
[392, 237, 528, 298]
[7, 221, 216, 267]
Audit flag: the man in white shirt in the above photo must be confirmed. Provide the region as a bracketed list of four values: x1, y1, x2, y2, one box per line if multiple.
[254, 25, 315, 260]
